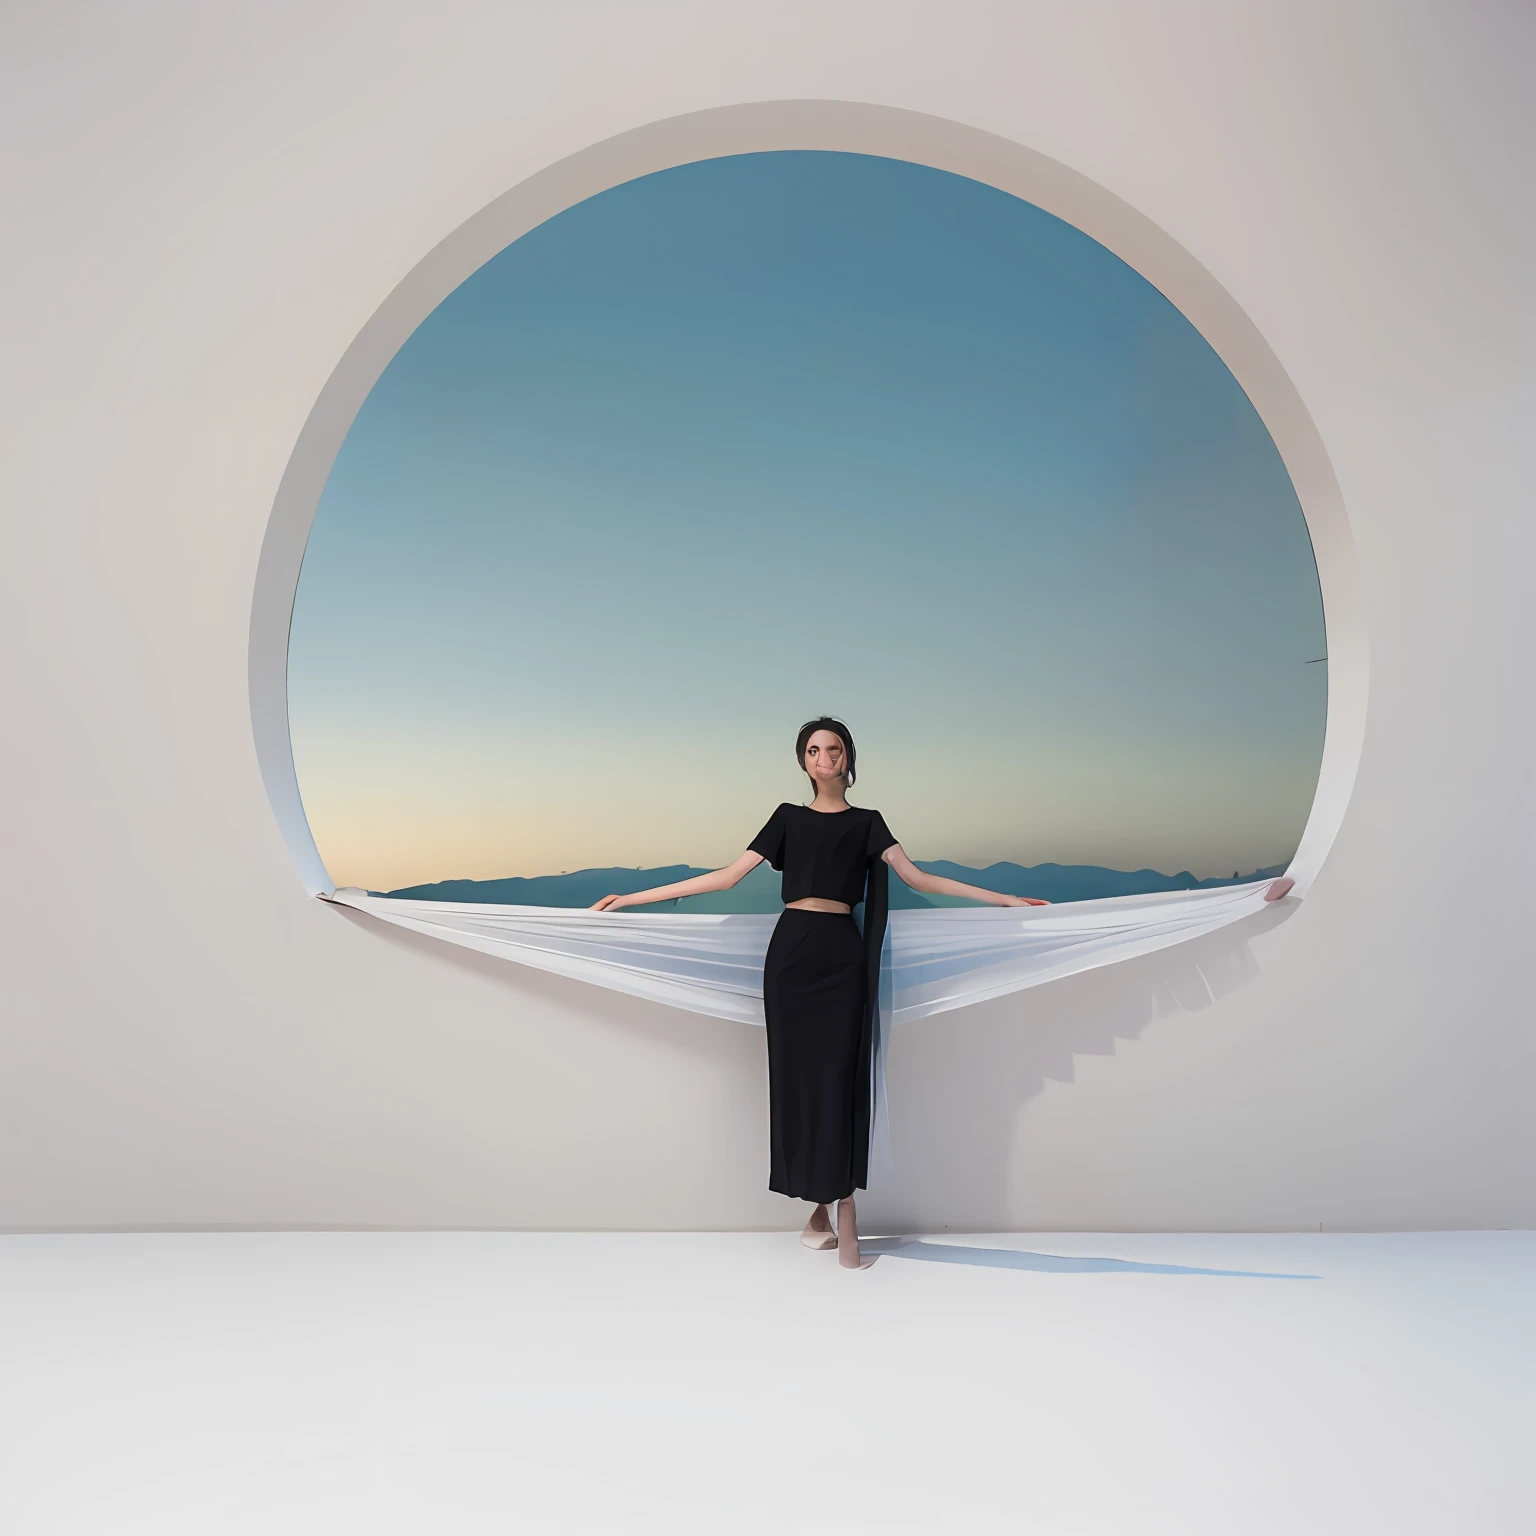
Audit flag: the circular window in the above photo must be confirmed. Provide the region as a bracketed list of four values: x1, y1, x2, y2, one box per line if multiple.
[254, 109, 1360, 910]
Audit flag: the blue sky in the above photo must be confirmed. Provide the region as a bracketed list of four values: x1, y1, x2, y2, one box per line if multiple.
[289, 151, 1326, 890]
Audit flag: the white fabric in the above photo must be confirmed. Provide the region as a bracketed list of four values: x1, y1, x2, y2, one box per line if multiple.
[323, 882, 1277, 1030]
[324, 882, 1278, 1168]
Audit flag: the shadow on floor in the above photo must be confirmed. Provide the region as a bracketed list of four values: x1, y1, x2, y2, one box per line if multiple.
[861, 1237, 1319, 1279]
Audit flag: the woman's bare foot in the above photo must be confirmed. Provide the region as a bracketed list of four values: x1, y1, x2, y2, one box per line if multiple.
[800, 1203, 836, 1250]
[837, 1196, 873, 1269]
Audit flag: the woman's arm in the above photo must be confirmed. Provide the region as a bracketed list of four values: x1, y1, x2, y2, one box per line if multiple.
[883, 844, 1049, 907]
[591, 851, 765, 911]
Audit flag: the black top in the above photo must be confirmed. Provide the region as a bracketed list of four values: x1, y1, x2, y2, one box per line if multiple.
[749, 803, 900, 908]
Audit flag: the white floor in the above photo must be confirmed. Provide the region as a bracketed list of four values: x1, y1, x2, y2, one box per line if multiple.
[1, 1231, 1531, 1534]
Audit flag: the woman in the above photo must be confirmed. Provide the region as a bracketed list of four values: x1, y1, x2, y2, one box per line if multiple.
[593, 718, 1047, 1269]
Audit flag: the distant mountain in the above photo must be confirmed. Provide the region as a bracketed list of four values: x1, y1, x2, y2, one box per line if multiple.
[381, 859, 1288, 909]
[384, 865, 706, 908]
[912, 860, 1289, 905]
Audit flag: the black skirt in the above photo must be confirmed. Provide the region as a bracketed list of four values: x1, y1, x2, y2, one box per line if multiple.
[762, 908, 871, 1203]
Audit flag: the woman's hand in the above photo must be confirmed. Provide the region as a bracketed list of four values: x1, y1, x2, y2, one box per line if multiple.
[1000, 894, 1050, 907]
[591, 893, 629, 912]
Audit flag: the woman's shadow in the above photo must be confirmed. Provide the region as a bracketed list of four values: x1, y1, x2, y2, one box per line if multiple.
[857, 1236, 1317, 1280]
[864, 901, 1297, 1235]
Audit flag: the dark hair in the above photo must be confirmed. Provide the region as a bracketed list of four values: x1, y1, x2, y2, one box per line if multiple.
[795, 716, 856, 789]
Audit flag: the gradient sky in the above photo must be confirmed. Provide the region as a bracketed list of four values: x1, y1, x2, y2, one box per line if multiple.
[289, 151, 1327, 892]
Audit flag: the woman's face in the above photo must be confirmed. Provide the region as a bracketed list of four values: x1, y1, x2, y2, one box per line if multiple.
[802, 730, 848, 787]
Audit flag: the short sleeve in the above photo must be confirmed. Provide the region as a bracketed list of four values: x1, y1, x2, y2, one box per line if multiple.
[748, 804, 788, 870]
[866, 809, 898, 860]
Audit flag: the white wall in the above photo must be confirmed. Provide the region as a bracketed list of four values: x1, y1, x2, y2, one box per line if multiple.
[2, 0, 1532, 1231]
